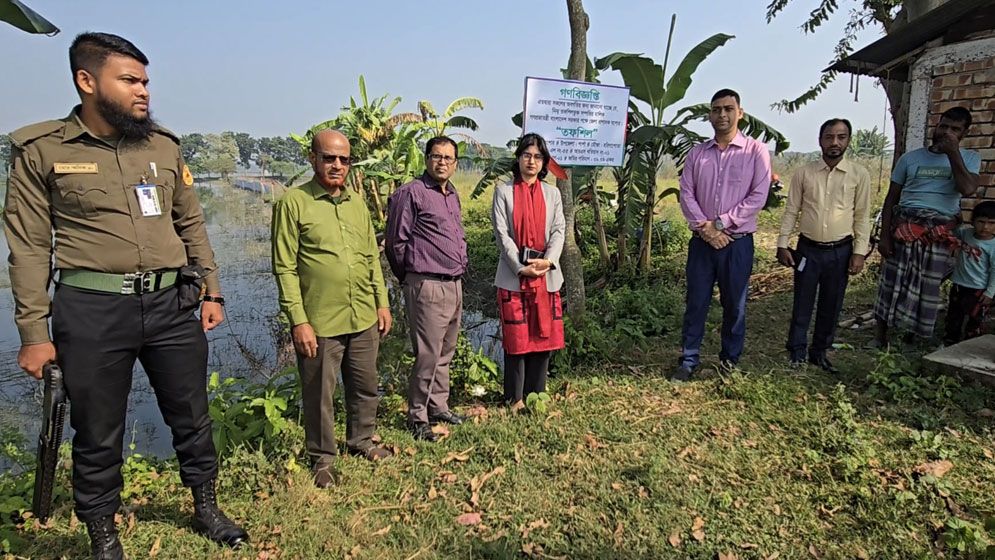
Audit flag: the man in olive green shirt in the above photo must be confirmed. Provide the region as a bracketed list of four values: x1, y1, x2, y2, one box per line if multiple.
[271, 129, 393, 486]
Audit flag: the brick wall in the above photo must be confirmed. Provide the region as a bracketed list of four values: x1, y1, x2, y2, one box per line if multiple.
[928, 57, 995, 212]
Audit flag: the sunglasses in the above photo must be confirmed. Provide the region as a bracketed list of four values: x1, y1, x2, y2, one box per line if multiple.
[317, 154, 352, 165]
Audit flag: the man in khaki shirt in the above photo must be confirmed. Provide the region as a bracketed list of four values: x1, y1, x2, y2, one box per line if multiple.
[776, 118, 871, 373]
[4, 33, 245, 559]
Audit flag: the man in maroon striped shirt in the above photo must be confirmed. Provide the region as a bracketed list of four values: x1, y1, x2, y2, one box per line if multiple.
[385, 136, 468, 441]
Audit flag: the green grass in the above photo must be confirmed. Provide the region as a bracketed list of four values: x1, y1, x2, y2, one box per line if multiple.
[7, 169, 995, 558]
[9, 271, 995, 558]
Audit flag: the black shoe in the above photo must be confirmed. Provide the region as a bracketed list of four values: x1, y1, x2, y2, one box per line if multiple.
[808, 355, 839, 374]
[86, 514, 126, 560]
[311, 463, 340, 488]
[671, 365, 693, 383]
[409, 422, 439, 442]
[789, 358, 806, 369]
[191, 479, 249, 548]
[347, 445, 394, 462]
[428, 410, 465, 426]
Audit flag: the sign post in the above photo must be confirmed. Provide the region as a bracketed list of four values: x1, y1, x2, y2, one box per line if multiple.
[522, 76, 630, 167]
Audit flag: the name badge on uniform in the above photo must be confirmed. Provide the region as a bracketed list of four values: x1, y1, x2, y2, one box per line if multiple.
[54, 163, 98, 174]
[135, 184, 162, 216]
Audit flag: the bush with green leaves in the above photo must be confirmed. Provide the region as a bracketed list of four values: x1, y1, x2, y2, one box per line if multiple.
[449, 331, 500, 400]
[207, 368, 302, 456]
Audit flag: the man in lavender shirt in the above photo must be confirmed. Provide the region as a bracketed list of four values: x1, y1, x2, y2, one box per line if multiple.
[675, 89, 772, 381]
[385, 136, 468, 441]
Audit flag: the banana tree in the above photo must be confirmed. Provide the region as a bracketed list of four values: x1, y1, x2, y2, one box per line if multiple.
[416, 97, 484, 143]
[596, 16, 788, 271]
[292, 75, 425, 220]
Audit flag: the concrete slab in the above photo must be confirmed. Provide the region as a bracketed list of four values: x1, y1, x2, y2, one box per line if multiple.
[924, 334, 995, 385]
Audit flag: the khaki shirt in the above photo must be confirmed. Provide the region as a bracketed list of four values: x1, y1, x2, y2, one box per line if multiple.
[4, 107, 220, 344]
[271, 179, 389, 338]
[776, 158, 872, 255]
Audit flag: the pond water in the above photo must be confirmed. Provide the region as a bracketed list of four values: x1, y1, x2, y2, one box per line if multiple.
[0, 187, 500, 461]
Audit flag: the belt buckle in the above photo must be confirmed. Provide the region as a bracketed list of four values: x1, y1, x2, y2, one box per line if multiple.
[122, 272, 154, 294]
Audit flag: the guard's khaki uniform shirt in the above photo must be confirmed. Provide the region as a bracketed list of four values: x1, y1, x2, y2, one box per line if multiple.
[4, 107, 220, 344]
[776, 157, 872, 255]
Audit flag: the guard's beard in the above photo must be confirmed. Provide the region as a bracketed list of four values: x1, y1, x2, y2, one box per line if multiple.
[96, 96, 157, 140]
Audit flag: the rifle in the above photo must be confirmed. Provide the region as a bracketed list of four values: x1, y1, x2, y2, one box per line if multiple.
[32, 363, 68, 522]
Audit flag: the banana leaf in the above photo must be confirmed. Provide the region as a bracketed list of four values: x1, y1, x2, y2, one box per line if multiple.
[0, 0, 57, 35]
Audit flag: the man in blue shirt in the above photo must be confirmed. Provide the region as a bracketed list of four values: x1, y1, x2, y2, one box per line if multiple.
[874, 107, 982, 345]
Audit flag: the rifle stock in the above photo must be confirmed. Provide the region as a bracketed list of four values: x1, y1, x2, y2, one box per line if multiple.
[32, 363, 67, 522]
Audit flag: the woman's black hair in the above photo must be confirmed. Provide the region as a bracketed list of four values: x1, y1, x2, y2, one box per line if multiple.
[512, 133, 551, 182]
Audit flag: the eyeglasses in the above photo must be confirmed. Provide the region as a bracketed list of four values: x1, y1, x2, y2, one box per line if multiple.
[520, 153, 544, 162]
[428, 154, 457, 164]
[317, 154, 352, 165]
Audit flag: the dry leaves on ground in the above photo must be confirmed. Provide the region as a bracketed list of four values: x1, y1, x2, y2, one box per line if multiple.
[456, 512, 482, 526]
[442, 447, 474, 465]
[668, 531, 682, 547]
[914, 460, 953, 478]
[469, 466, 506, 507]
[691, 516, 706, 542]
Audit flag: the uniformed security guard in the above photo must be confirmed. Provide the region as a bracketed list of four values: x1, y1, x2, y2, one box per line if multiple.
[4, 33, 247, 559]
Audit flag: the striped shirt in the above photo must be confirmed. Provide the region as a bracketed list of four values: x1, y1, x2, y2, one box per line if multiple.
[385, 173, 468, 281]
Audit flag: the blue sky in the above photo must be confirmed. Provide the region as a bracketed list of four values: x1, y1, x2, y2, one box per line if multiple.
[0, 0, 894, 152]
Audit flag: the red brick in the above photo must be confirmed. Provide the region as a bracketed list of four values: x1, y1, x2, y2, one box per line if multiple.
[962, 136, 993, 149]
[935, 100, 968, 113]
[979, 176, 995, 187]
[953, 86, 995, 99]
[937, 74, 970, 88]
[971, 123, 995, 135]
[934, 63, 957, 76]
[984, 161, 995, 173]
[978, 148, 995, 160]
[972, 111, 994, 124]
[973, 68, 995, 84]
[972, 98, 995, 111]
[931, 88, 953, 102]
[962, 197, 979, 210]
[963, 60, 988, 72]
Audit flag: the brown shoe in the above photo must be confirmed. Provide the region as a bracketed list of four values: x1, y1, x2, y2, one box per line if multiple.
[348, 445, 394, 462]
[312, 463, 339, 488]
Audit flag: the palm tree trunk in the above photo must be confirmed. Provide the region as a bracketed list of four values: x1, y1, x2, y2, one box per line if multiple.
[558, 0, 589, 317]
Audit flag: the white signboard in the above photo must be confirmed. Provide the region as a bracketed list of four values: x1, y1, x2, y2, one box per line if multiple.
[522, 76, 630, 167]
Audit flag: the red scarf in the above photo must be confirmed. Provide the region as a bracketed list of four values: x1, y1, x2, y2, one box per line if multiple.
[512, 180, 552, 338]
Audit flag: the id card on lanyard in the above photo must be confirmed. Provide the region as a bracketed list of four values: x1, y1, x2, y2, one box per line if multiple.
[135, 174, 162, 217]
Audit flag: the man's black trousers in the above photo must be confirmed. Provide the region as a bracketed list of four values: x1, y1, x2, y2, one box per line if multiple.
[53, 284, 217, 522]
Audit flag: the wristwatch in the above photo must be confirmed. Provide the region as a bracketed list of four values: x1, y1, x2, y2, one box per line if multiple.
[714, 218, 725, 231]
[202, 295, 226, 306]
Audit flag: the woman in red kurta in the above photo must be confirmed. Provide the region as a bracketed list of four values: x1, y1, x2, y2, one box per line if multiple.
[491, 133, 566, 407]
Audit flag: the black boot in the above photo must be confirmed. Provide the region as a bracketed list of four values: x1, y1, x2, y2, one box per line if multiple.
[85, 514, 126, 560]
[191, 479, 249, 548]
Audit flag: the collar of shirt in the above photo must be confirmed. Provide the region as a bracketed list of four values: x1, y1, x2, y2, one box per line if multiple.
[818, 157, 854, 174]
[305, 178, 352, 203]
[420, 172, 456, 196]
[704, 131, 748, 151]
